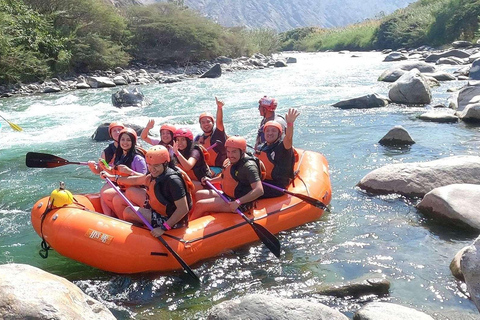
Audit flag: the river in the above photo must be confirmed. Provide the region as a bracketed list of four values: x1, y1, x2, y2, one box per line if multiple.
[0, 51, 479, 319]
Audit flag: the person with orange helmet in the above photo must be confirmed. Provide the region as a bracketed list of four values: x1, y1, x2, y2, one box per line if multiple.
[189, 135, 264, 220]
[254, 96, 287, 152]
[195, 97, 228, 171]
[141, 119, 177, 164]
[88, 121, 125, 175]
[102, 145, 193, 236]
[173, 127, 213, 189]
[258, 108, 300, 198]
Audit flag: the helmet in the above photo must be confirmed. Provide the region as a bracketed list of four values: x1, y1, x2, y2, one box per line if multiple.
[199, 112, 214, 124]
[160, 123, 176, 135]
[263, 120, 283, 134]
[174, 128, 194, 141]
[259, 96, 277, 111]
[108, 121, 125, 137]
[118, 127, 138, 145]
[145, 145, 170, 165]
[225, 136, 247, 152]
[49, 182, 73, 208]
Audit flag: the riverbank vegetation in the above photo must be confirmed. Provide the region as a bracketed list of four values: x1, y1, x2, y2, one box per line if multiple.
[0, 0, 278, 85]
[280, 0, 480, 51]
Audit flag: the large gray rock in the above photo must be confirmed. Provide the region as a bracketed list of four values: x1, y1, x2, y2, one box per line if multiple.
[383, 52, 408, 62]
[378, 69, 405, 82]
[469, 59, 480, 80]
[452, 40, 472, 48]
[315, 276, 390, 298]
[457, 103, 480, 122]
[389, 69, 432, 105]
[91, 122, 143, 141]
[332, 93, 389, 109]
[357, 156, 480, 197]
[86, 76, 116, 88]
[425, 49, 470, 63]
[399, 61, 436, 73]
[461, 236, 480, 313]
[378, 125, 415, 146]
[207, 294, 348, 320]
[436, 57, 465, 65]
[0, 264, 115, 320]
[422, 71, 456, 81]
[451, 246, 469, 281]
[417, 184, 480, 230]
[418, 111, 458, 123]
[200, 63, 222, 78]
[456, 82, 480, 113]
[111, 87, 146, 108]
[353, 302, 434, 320]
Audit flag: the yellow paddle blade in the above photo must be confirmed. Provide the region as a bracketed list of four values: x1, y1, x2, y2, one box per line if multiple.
[0, 115, 22, 131]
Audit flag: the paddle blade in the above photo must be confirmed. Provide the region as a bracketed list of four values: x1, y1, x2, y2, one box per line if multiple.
[250, 221, 281, 258]
[0, 115, 22, 131]
[26, 152, 69, 168]
[156, 236, 200, 283]
[286, 191, 329, 211]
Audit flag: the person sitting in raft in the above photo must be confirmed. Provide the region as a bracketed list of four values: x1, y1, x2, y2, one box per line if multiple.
[88, 121, 125, 175]
[99, 128, 147, 216]
[258, 108, 300, 198]
[195, 97, 227, 174]
[103, 145, 193, 237]
[189, 136, 264, 220]
[254, 96, 287, 152]
[173, 127, 213, 190]
[140, 120, 177, 161]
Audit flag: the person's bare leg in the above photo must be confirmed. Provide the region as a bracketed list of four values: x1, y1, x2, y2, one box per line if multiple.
[190, 195, 231, 220]
[99, 183, 114, 216]
[113, 187, 146, 220]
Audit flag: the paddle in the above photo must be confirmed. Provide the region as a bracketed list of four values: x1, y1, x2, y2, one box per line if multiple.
[205, 181, 281, 258]
[262, 181, 330, 211]
[104, 178, 200, 283]
[0, 114, 23, 131]
[26, 152, 88, 168]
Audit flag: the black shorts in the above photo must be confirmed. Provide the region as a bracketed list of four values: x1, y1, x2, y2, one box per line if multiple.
[151, 211, 187, 229]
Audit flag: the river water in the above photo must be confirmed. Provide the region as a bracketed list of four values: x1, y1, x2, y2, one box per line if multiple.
[1, 52, 479, 319]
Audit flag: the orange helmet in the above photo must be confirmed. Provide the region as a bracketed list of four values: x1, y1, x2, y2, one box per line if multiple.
[108, 121, 125, 137]
[263, 120, 283, 134]
[160, 123, 176, 134]
[199, 112, 214, 123]
[259, 96, 277, 111]
[174, 128, 194, 141]
[145, 145, 170, 165]
[225, 136, 247, 152]
[118, 127, 137, 145]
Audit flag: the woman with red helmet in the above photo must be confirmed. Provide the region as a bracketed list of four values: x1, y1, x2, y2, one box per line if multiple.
[254, 96, 287, 152]
[195, 97, 228, 171]
[189, 135, 264, 220]
[258, 108, 300, 198]
[173, 127, 213, 190]
[88, 121, 125, 175]
[141, 119, 176, 148]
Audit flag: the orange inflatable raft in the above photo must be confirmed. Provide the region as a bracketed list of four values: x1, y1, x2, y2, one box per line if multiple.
[31, 149, 331, 274]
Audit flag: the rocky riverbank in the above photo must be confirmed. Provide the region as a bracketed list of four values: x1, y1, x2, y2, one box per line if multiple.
[0, 53, 294, 99]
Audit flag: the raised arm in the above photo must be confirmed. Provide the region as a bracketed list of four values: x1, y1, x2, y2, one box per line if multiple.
[215, 97, 224, 132]
[141, 119, 155, 145]
[283, 108, 300, 150]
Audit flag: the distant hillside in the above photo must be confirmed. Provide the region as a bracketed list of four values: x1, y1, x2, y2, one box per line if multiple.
[140, 0, 417, 31]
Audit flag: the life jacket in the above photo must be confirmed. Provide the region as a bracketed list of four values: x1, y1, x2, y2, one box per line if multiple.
[145, 167, 193, 220]
[103, 143, 116, 165]
[257, 141, 296, 186]
[176, 145, 213, 181]
[195, 128, 227, 167]
[221, 153, 266, 199]
[110, 147, 146, 176]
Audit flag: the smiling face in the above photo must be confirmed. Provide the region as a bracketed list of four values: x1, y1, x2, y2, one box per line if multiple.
[119, 133, 133, 152]
[264, 126, 281, 144]
[226, 146, 242, 164]
[147, 163, 164, 178]
[160, 129, 173, 144]
[175, 136, 188, 151]
[200, 117, 214, 133]
[110, 126, 123, 142]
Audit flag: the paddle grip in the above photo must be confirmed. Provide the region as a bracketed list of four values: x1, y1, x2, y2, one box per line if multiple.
[100, 159, 111, 170]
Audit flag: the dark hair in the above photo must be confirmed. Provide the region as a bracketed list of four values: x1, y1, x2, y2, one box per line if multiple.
[176, 136, 193, 159]
[113, 131, 143, 168]
[160, 131, 174, 147]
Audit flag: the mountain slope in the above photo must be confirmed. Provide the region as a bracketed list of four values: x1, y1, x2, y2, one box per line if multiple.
[141, 0, 417, 31]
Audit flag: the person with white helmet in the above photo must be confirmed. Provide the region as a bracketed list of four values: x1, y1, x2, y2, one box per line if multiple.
[103, 145, 193, 237]
[254, 96, 287, 152]
[189, 136, 264, 220]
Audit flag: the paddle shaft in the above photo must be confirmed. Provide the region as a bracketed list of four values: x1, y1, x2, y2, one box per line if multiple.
[262, 181, 329, 211]
[205, 181, 281, 258]
[104, 178, 200, 282]
[0, 114, 22, 131]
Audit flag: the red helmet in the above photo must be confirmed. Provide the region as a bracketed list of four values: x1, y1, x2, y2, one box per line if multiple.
[160, 123, 176, 135]
[225, 136, 247, 152]
[174, 128, 194, 141]
[263, 120, 283, 134]
[199, 112, 214, 124]
[145, 145, 170, 165]
[259, 96, 277, 111]
[118, 127, 137, 145]
[108, 121, 125, 137]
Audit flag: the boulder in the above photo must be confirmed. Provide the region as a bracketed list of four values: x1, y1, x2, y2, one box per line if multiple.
[378, 125, 415, 146]
[86, 76, 116, 88]
[113, 75, 128, 85]
[469, 59, 480, 80]
[357, 156, 480, 197]
[461, 236, 480, 313]
[422, 71, 456, 81]
[378, 69, 405, 82]
[468, 52, 480, 63]
[315, 275, 390, 298]
[456, 82, 480, 112]
[332, 93, 389, 109]
[425, 49, 470, 63]
[389, 69, 432, 105]
[452, 40, 472, 48]
[274, 60, 288, 67]
[417, 184, 480, 229]
[457, 103, 480, 122]
[418, 111, 458, 123]
[111, 87, 146, 108]
[43, 86, 61, 93]
[286, 57, 297, 63]
[0, 264, 115, 320]
[92, 122, 144, 141]
[76, 82, 91, 89]
[383, 52, 407, 62]
[353, 302, 434, 320]
[436, 57, 464, 65]
[207, 294, 348, 320]
[200, 63, 222, 78]
[399, 61, 436, 73]
[451, 246, 469, 281]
